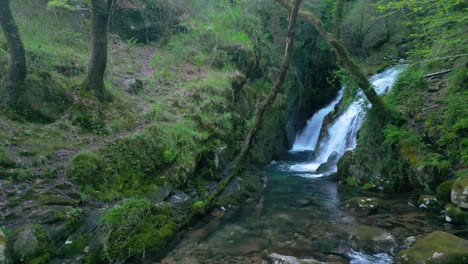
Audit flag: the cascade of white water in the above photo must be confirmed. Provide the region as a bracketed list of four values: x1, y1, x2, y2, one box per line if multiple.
[288, 65, 406, 176]
[291, 89, 344, 151]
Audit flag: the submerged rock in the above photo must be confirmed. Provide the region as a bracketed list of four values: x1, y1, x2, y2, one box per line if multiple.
[0, 230, 12, 264]
[267, 253, 323, 264]
[342, 197, 379, 215]
[349, 225, 397, 255]
[451, 177, 468, 209]
[398, 231, 468, 264]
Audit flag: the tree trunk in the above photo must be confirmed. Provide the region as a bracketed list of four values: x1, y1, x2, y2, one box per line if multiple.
[275, 0, 387, 115]
[232, 0, 302, 170]
[82, 0, 114, 102]
[0, 0, 27, 108]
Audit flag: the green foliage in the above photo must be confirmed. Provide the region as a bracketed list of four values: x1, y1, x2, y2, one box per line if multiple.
[100, 198, 177, 263]
[377, 0, 468, 61]
[346, 177, 359, 187]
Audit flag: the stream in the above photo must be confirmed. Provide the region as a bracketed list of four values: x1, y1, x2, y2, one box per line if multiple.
[159, 66, 466, 264]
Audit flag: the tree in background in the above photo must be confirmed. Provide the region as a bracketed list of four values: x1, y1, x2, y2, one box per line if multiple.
[275, 0, 387, 116]
[82, 0, 115, 102]
[377, 0, 468, 63]
[0, 0, 27, 109]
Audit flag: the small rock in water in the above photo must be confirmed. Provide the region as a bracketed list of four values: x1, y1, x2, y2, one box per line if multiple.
[267, 253, 323, 264]
[342, 197, 379, 215]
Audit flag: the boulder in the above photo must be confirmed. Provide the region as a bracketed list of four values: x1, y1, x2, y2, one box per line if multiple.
[445, 204, 468, 224]
[267, 253, 323, 264]
[316, 151, 340, 174]
[349, 225, 397, 255]
[0, 230, 12, 264]
[13, 225, 49, 262]
[398, 231, 468, 264]
[451, 177, 468, 209]
[436, 180, 455, 202]
[342, 197, 379, 215]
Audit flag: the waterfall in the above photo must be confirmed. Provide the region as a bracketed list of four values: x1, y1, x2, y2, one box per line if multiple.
[288, 65, 406, 177]
[291, 89, 344, 151]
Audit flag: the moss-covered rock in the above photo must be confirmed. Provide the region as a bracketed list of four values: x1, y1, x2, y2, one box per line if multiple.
[398, 231, 468, 264]
[451, 177, 468, 209]
[437, 180, 456, 203]
[13, 225, 50, 263]
[99, 198, 177, 263]
[0, 230, 13, 264]
[445, 204, 468, 224]
[342, 197, 379, 215]
[349, 225, 397, 255]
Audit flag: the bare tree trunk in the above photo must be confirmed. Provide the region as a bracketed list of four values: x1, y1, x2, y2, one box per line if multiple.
[82, 0, 114, 102]
[275, 0, 387, 115]
[232, 0, 302, 170]
[0, 0, 27, 108]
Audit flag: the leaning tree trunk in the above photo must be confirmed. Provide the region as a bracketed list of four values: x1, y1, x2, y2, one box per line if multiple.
[0, 0, 27, 108]
[82, 0, 114, 102]
[232, 0, 302, 171]
[275, 0, 387, 116]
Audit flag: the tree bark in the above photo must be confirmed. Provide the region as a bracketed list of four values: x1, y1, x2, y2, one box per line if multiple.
[333, 0, 345, 39]
[232, 0, 302, 170]
[0, 0, 27, 108]
[275, 0, 387, 115]
[82, 0, 114, 102]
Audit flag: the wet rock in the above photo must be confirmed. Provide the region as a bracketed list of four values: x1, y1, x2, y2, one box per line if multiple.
[436, 180, 455, 203]
[402, 236, 417, 249]
[316, 151, 340, 174]
[13, 225, 49, 262]
[398, 231, 468, 264]
[342, 197, 379, 215]
[168, 190, 189, 204]
[267, 253, 323, 264]
[349, 225, 397, 255]
[417, 194, 439, 211]
[451, 177, 468, 209]
[0, 230, 13, 264]
[445, 203, 468, 224]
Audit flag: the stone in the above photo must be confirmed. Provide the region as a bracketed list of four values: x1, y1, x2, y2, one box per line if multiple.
[342, 197, 379, 215]
[316, 151, 340, 174]
[398, 231, 468, 264]
[13, 225, 49, 262]
[37, 194, 79, 206]
[445, 204, 468, 224]
[149, 183, 172, 203]
[267, 253, 323, 264]
[168, 190, 189, 204]
[349, 225, 397, 255]
[0, 230, 13, 264]
[451, 177, 468, 209]
[417, 195, 439, 211]
[436, 180, 455, 202]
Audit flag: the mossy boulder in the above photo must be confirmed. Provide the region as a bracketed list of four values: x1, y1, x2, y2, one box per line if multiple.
[437, 180, 455, 203]
[349, 225, 397, 255]
[445, 204, 468, 224]
[0, 230, 12, 264]
[99, 198, 177, 263]
[342, 197, 379, 215]
[13, 225, 50, 263]
[398, 231, 468, 264]
[451, 177, 468, 209]
[37, 194, 79, 206]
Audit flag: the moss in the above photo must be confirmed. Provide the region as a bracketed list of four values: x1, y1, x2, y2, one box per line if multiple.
[37, 194, 79, 206]
[191, 200, 207, 215]
[436, 179, 455, 202]
[398, 231, 468, 264]
[446, 206, 468, 224]
[346, 177, 359, 187]
[0, 147, 16, 168]
[26, 253, 50, 264]
[99, 198, 177, 263]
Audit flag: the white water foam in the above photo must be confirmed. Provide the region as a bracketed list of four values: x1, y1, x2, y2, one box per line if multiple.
[287, 65, 406, 176]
